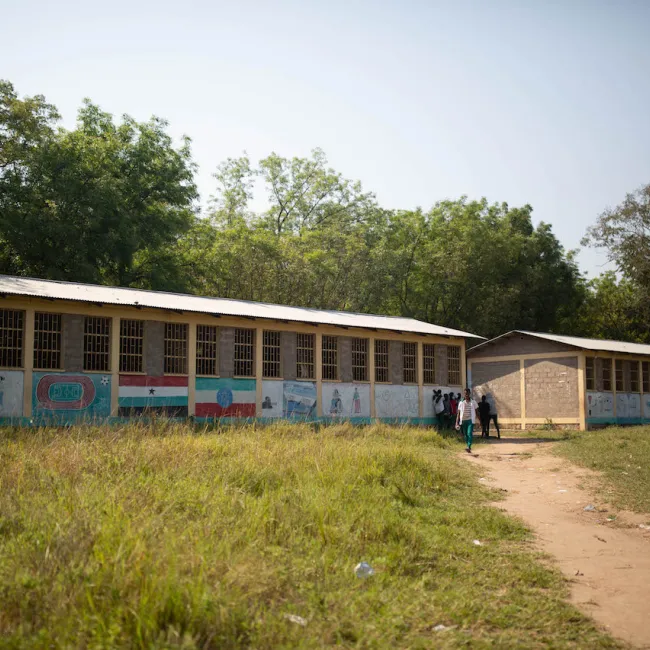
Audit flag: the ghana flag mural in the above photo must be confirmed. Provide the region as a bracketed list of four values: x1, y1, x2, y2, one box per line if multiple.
[118, 376, 188, 417]
[195, 377, 256, 418]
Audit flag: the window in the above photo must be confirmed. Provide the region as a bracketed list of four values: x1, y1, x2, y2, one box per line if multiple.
[84, 317, 110, 372]
[234, 328, 255, 377]
[352, 338, 368, 381]
[602, 358, 612, 392]
[585, 357, 595, 391]
[33, 312, 61, 370]
[120, 319, 144, 373]
[615, 360, 624, 392]
[630, 361, 640, 393]
[403, 342, 417, 384]
[297, 333, 315, 379]
[322, 335, 338, 380]
[164, 323, 188, 374]
[423, 344, 435, 384]
[375, 340, 389, 383]
[263, 330, 282, 378]
[643, 361, 650, 394]
[448, 345, 461, 386]
[0, 309, 24, 368]
[197, 325, 218, 376]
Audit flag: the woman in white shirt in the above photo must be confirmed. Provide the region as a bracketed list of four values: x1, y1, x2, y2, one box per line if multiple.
[456, 388, 479, 453]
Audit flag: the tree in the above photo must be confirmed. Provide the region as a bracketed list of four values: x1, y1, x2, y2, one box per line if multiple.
[0, 82, 198, 288]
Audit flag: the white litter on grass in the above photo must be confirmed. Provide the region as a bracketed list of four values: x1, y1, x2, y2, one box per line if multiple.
[584, 504, 596, 511]
[473, 540, 483, 546]
[479, 477, 487, 482]
[558, 490, 568, 493]
[354, 562, 374, 578]
[432, 624, 456, 632]
[283, 614, 308, 626]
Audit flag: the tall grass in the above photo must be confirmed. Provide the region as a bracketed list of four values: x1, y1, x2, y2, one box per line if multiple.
[0, 422, 619, 648]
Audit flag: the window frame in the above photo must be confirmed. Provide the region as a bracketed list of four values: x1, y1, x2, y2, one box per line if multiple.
[630, 360, 640, 393]
[602, 358, 612, 392]
[585, 357, 595, 391]
[402, 341, 417, 384]
[374, 339, 389, 383]
[119, 319, 145, 374]
[447, 345, 462, 386]
[296, 333, 315, 380]
[262, 330, 282, 379]
[351, 337, 369, 382]
[0, 309, 27, 369]
[322, 335, 339, 381]
[83, 316, 111, 372]
[164, 323, 189, 375]
[643, 361, 650, 394]
[196, 324, 219, 377]
[234, 327, 256, 378]
[615, 359, 624, 392]
[33, 311, 62, 371]
[423, 343, 435, 385]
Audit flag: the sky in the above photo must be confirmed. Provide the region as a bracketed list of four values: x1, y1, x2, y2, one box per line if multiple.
[3, 0, 650, 277]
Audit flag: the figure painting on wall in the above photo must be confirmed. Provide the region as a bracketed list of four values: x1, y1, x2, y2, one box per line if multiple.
[353, 387, 361, 414]
[262, 396, 274, 409]
[330, 389, 343, 415]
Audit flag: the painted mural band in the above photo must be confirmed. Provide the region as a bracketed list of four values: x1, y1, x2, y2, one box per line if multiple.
[0, 370, 24, 421]
[261, 380, 317, 419]
[196, 377, 256, 418]
[118, 375, 188, 418]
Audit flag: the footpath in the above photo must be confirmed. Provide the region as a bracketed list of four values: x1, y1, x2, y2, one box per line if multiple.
[464, 437, 650, 649]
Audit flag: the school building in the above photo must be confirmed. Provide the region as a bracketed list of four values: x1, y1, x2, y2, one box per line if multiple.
[0, 275, 481, 426]
[467, 331, 650, 430]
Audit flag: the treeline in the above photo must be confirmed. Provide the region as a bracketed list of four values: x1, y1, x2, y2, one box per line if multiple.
[1, 81, 648, 341]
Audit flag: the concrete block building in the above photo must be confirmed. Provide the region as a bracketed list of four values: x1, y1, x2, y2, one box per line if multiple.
[0, 275, 480, 426]
[467, 331, 650, 430]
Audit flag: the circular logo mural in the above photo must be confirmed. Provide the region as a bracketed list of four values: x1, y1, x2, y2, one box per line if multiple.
[216, 388, 233, 409]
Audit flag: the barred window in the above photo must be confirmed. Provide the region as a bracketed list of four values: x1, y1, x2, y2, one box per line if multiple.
[297, 333, 314, 379]
[234, 328, 255, 377]
[403, 342, 417, 384]
[352, 338, 368, 381]
[630, 361, 640, 393]
[164, 323, 188, 374]
[447, 346, 461, 386]
[585, 357, 595, 391]
[374, 340, 389, 383]
[322, 335, 338, 381]
[120, 319, 144, 373]
[615, 360, 624, 392]
[643, 361, 650, 394]
[0, 309, 24, 368]
[197, 325, 218, 376]
[602, 358, 612, 392]
[33, 312, 61, 370]
[84, 317, 111, 372]
[423, 344, 435, 384]
[263, 330, 282, 378]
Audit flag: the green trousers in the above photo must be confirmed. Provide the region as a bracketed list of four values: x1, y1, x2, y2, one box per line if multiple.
[461, 421, 474, 449]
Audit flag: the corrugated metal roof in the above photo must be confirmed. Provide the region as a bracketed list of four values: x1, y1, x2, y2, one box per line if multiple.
[0, 275, 482, 339]
[468, 330, 650, 356]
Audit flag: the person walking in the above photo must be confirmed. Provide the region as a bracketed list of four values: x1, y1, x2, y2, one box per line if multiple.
[478, 395, 491, 438]
[456, 388, 479, 453]
[487, 395, 501, 438]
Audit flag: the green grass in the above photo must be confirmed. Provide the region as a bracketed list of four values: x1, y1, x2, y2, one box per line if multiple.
[555, 425, 650, 514]
[0, 422, 622, 649]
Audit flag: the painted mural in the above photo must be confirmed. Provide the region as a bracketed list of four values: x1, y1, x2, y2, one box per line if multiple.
[616, 392, 642, 421]
[322, 383, 370, 419]
[33, 372, 111, 424]
[195, 377, 255, 418]
[119, 376, 188, 417]
[586, 392, 614, 422]
[375, 385, 419, 419]
[261, 380, 317, 419]
[644, 395, 650, 421]
[423, 386, 457, 419]
[0, 370, 24, 420]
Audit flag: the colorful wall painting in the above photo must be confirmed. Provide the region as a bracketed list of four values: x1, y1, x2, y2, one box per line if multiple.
[375, 385, 419, 419]
[322, 383, 370, 419]
[283, 381, 317, 419]
[33, 372, 111, 423]
[616, 392, 641, 421]
[195, 377, 255, 418]
[0, 370, 24, 419]
[261, 380, 284, 418]
[119, 376, 188, 417]
[644, 395, 650, 421]
[423, 386, 456, 419]
[586, 392, 614, 422]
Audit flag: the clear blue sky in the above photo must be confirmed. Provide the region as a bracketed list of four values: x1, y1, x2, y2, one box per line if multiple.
[4, 0, 649, 276]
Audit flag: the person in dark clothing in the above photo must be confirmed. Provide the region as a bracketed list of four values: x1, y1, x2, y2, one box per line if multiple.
[486, 395, 501, 438]
[478, 395, 491, 437]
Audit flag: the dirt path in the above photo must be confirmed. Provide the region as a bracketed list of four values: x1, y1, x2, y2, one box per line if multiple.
[464, 437, 650, 649]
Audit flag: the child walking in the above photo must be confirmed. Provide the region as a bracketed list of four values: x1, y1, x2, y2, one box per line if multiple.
[456, 388, 479, 453]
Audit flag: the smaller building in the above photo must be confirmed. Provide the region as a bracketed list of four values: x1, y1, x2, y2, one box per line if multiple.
[467, 331, 650, 430]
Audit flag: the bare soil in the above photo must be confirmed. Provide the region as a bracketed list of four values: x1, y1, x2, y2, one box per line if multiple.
[464, 437, 650, 649]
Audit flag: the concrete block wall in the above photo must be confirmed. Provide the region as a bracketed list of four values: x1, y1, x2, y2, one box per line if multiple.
[62, 314, 84, 372]
[470, 334, 575, 359]
[144, 321, 165, 376]
[389, 341, 403, 385]
[282, 331, 297, 380]
[219, 327, 235, 378]
[524, 357, 579, 418]
[471, 360, 521, 418]
[435, 344, 448, 385]
[339, 337, 353, 382]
